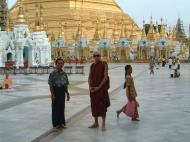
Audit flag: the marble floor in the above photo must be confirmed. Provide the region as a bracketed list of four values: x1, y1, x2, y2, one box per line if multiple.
[0, 63, 189, 142]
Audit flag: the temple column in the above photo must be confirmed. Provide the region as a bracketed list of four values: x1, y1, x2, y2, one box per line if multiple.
[157, 49, 159, 58]
[138, 48, 140, 59]
[141, 48, 143, 60]
[147, 48, 150, 59]
[18, 48, 24, 67]
[168, 48, 170, 58]
[165, 50, 168, 59]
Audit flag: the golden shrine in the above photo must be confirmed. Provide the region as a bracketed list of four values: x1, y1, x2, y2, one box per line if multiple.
[137, 16, 188, 61]
[9, 0, 141, 40]
[9, 0, 141, 62]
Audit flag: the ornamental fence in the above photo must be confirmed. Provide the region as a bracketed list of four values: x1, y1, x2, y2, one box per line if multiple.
[0, 66, 84, 75]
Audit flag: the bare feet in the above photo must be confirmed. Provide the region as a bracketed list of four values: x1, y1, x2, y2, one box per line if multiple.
[88, 124, 99, 128]
[53, 125, 62, 131]
[101, 127, 107, 131]
[61, 124, 67, 129]
[116, 111, 120, 118]
[131, 118, 140, 121]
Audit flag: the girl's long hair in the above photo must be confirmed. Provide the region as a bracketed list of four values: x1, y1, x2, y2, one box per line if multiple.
[123, 65, 131, 89]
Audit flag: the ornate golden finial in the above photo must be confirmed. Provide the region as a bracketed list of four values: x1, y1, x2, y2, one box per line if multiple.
[168, 26, 172, 40]
[102, 19, 107, 39]
[147, 16, 156, 41]
[58, 22, 65, 39]
[80, 23, 85, 38]
[51, 32, 56, 41]
[172, 26, 176, 40]
[34, 3, 40, 31]
[44, 23, 48, 32]
[28, 22, 33, 32]
[34, 3, 44, 31]
[93, 17, 100, 41]
[16, 0, 27, 24]
[40, 4, 44, 30]
[75, 20, 82, 40]
[64, 22, 67, 41]
[124, 23, 128, 38]
[130, 23, 137, 40]
[141, 19, 146, 39]
[160, 18, 166, 38]
[155, 21, 160, 39]
[120, 18, 125, 38]
[6, 11, 10, 32]
[112, 20, 119, 41]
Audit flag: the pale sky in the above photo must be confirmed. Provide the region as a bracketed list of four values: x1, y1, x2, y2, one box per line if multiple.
[8, 0, 190, 34]
[116, 0, 190, 33]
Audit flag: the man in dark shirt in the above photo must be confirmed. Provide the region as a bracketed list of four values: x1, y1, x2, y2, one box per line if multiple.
[48, 58, 70, 129]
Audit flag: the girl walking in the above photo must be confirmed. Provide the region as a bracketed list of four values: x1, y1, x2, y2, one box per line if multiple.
[116, 65, 140, 121]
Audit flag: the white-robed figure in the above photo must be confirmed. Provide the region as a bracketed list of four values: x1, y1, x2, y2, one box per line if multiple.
[168, 57, 172, 69]
[170, 62, 180, 78]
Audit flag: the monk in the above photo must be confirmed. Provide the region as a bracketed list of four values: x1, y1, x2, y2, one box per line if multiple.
[88, 51, 110, 131]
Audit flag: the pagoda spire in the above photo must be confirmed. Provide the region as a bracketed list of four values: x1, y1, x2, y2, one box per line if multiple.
[34, 3, 40, 31]
[120, 18, 125, 38]
[16, 0, 27, 25]
[51, 32, 56, 41]
[141, 19, 146, 39]
[80, 23, 85, 38]
[102, 19, 108, 39]
[34, 3, 44, 31]
[168, 26, 173, 40]
[147, 16, 156, 41]
[93, 17, 101, 41]
[176, 18, 187, 42]
[58, 22, 65, 39]
[172, 26, 177, 40]
[124, 23, 128, 38]
[160, 18, 166, 38]
[112, 20, 119, 42]
[6, 11, 10, 32]
[39, 4, 44, 30]
[155, 21, 160, 39]
[130, 23, 137, 40]
[75, 18, 82, 40]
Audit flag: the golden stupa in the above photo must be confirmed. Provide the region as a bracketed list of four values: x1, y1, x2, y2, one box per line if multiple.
[9, 0, 141, 41]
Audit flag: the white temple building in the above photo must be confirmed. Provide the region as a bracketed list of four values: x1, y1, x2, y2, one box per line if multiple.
[0, 2, 51, 68]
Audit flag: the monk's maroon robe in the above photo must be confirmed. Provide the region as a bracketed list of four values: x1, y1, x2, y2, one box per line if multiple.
[89, 61, 110, 117]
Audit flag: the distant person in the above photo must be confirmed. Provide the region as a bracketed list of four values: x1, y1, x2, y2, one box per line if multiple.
[149, 56, 155, 75]
[170, 62, 180, 78]
[177, 58, 180, 70]
[162, 56, 166, 67]
[172, 56, 176, 66]
[168, 57, 172, 69]
[48, 58, 70, 130]
[158, 57, 162, 66]
[174, 68, 180, 78]
[116, 65, 140, 121]
[88, 51, 110, 131]
[2, 74, 13, 89]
